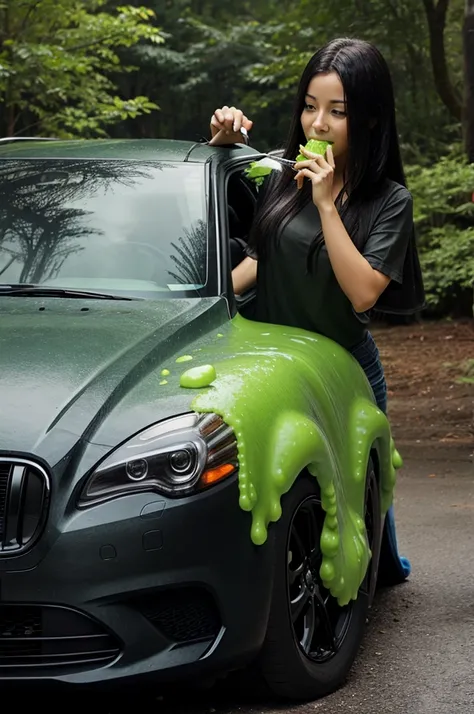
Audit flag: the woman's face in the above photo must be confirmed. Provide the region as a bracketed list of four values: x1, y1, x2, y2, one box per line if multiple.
[300, 72, 349, 161]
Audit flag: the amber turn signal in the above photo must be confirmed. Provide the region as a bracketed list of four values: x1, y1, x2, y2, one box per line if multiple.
[201, 463, 236, 486]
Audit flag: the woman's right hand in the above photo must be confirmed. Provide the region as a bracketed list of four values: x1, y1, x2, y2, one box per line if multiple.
[209, 106, 253, 146]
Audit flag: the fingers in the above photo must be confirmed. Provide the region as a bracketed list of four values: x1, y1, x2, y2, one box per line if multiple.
[294, 159, 325, 173]
[211, 106, 252, 137]
[294, 168, 325, 186]
[295, 168, 313, 181]
[295, 143, 335, 187]
[326, 144, 336, 169]
[214, 107, 226, 125]
[211, 105, 233, 134]
[295, 168, 311, 187]
[210, 115, 225, 135]
[296, 154, 326, 169]
[230, 108, 244, 132]
[298, 145, 332, 168]
[223, 106, 236, 132]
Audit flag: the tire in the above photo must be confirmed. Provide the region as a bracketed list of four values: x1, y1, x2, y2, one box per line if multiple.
[257, 462, 381, 701]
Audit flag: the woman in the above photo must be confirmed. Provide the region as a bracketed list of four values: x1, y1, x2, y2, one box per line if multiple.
[209, 37, 424, 585]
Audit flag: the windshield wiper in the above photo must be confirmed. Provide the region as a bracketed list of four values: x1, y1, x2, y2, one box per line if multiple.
[0, 284, 136, 300]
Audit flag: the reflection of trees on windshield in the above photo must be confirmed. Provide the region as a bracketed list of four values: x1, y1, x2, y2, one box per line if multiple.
[0, 159, 171, 284]
[167, 220, 207, 286]
[0, 207, 92, 283]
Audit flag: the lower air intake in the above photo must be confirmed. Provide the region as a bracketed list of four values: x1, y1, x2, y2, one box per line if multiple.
[134, 587, 221, 645]
[0, 604, 121, 673]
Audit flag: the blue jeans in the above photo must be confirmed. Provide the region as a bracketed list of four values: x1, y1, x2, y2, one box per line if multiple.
[349, 331, 387, 413]
[350, 331, 410, 584]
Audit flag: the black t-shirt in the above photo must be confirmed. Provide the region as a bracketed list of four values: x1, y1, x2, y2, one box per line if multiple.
[248, 179, 421, 351]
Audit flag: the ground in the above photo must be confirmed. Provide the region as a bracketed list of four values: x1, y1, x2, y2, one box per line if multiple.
[373, 318, 473, 455]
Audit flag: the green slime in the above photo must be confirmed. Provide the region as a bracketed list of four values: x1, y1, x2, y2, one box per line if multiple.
[180, 364, 216, 389]
[180, 316, 402, 606]
[176, 354, 193, 363]
[296, 139, 333, 162]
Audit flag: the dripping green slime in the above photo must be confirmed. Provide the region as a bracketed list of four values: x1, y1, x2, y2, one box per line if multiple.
[180, 315, 402, 606]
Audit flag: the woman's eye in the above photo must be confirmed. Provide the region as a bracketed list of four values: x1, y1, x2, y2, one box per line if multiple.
[304, 103, 316, 111]
[332, 109, 347, 117]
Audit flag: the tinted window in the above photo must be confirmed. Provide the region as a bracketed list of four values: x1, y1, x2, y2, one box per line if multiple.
[0, 159, 212, 298]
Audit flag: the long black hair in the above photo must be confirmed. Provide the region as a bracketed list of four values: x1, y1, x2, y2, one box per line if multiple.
[248, 38, 407, 263]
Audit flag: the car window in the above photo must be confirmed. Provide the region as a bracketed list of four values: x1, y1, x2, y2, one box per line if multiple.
[226, 169, 258, 270]
[0, 158, 213, 298]
[227, 170, 258, 238]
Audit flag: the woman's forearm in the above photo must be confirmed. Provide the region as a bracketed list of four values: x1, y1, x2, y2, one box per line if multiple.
[319, 204, 390, 312]
[232, 256, 257, 295]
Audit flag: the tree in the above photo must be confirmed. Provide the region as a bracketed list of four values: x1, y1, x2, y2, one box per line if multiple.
[0, 0, 164, 137]
[108, 0, 277, 141]
[464, 0, 474, 161]
[422, 0, 463, 120]
[230, 0, 461, 158]
[107, 0, 464, 157]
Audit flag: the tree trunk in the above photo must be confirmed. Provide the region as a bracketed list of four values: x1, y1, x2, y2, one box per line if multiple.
[464, 1, 474, 318]
[422, 0, 463, 121]
[464, 0, 474, 162]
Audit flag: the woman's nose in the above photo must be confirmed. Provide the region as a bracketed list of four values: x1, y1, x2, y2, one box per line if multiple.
[312, 112, 329, 132]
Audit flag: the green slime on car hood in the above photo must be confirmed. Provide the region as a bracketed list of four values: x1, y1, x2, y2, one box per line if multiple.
[179, 315, 402, 606]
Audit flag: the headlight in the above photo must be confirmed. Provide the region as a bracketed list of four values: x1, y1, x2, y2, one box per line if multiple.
[78, 413, 238, 507]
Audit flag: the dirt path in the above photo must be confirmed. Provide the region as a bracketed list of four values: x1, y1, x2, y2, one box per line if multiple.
[372, 319, 473, 458]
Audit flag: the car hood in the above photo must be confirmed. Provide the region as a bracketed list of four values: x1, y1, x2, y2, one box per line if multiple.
[0, 296, 229, 462]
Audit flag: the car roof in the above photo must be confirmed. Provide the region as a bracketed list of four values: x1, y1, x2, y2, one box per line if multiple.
[0, 138, 256, 164]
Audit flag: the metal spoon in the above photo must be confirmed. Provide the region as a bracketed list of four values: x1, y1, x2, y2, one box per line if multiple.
[240, 128, 297, 170]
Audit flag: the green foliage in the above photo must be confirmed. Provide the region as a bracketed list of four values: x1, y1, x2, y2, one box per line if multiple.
[105, 0, 465, 159]
[0, 0, 164, 137]
[454, 358, 474, 385]
[406, 151, 474, 313]
[418, 225, 474, 312]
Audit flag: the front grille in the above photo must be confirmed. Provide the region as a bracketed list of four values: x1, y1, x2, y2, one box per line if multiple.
[134, 588, 221, 645]
[0, 604, 121, 672]
[0, 458, 49, 555]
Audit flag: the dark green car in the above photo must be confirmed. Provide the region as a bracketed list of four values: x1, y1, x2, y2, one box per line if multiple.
[0, 138, 402, 700]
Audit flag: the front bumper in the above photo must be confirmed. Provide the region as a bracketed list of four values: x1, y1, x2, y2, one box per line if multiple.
[0, 475, 275, 685]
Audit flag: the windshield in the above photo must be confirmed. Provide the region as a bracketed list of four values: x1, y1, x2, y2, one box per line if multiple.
[0, 158, 213, 298]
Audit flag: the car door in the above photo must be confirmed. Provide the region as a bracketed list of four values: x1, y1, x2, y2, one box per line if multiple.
[221, 160, 260, 318]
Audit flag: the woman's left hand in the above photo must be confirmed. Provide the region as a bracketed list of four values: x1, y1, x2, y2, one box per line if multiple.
[294, 144, 336, 210]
